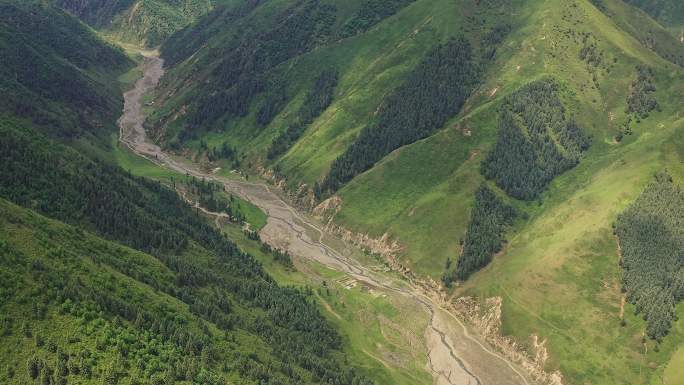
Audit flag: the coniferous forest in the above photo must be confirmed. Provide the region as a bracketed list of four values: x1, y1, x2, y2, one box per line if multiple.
[615, 173, 684, 341]
[481, 79, 591, 201]
[443, 186, 518, 286]
[322, 38, 481, 193]
[0, 118, 373, 385]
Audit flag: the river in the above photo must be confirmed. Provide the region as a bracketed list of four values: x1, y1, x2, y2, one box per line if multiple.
[118, 53, 532, 385]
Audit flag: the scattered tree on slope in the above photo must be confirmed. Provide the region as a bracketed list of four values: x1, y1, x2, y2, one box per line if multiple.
[626, 65, 660, 119]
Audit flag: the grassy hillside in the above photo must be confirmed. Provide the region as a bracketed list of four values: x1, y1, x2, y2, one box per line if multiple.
[622, 0, 684, 34]
[54, 0, 220, 46]
[3, 0, 682, 383]
[150, 0, 477, 176]
[148, 0, 684, 384]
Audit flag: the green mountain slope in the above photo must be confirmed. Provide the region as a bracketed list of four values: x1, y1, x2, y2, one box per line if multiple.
[2, 0, 684, 384]
[0, 97, 372, 385]
[622, 0, 684, 34]
[147, 0, 684, 384]
[0, 0, 131, 140]
[54, 0, 217, 46]
[0, 2, 373, 384]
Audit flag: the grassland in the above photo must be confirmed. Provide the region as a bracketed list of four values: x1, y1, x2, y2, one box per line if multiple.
[218, 219, 433, 385]
[301, 0, 684, 383]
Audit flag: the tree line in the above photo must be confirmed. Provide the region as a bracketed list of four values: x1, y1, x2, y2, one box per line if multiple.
[322, 38, 481, 194]
[268, 69, 339, 160]
[443, 186, 518, 286]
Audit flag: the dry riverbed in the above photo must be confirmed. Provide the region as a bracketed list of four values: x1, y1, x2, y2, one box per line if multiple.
[119, 53, 531, 385]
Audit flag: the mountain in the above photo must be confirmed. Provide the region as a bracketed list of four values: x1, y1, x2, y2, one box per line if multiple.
[0, 1, 373, 384]
[0, 0, 131, 140]
[145, 0, 684, 384]
[54, 0, 216, 46]
[622, 0, 684, 34]
[2, 0, 684, 384]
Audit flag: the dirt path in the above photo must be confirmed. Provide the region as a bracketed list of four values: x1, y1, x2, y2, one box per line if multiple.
[119, 53, 532, 385]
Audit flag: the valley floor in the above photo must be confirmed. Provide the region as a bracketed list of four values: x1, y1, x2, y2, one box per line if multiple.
[118, 51, 535, 385]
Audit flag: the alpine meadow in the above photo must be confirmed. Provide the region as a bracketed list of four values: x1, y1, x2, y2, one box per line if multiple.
[1, 0, 683, 385]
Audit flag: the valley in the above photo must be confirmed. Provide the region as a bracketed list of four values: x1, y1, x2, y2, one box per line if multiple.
[2, 0, 684, 384]
[119, 51, 533, 385]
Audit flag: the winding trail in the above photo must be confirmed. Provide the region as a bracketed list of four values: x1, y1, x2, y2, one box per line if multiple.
[118, 53, 532, 385]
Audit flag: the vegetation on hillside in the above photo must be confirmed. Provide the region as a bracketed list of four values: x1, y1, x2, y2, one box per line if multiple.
[338, 0, 416, 38]
[615, 173, 684, 341]
[0, 0, 131, 140]
[623, 0, 684, 30]
[626, 66, 660, 119]
[54, 0, 213, 46]
[0, 119, 373, 385]
[591, 0, 684, 67]
[175, 1, 336, 139]
[443, 186, 517, 286]
[481, 79, 591, 201]
[154, 0, 452, 155]
[322, 38, 481, 194]
[268, 69, 339, 161]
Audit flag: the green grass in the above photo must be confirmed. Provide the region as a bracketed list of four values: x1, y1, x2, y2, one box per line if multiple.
[663, 343, 684, 385]
[110, 135, 184, 182]
[117, 66, 143, 89]
[133, 0, 684, 383]
[217, 221, 432, 385]
[299, 0, 684, 383]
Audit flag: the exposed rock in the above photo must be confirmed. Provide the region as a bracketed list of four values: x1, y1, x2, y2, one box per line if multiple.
[452, 296, 564, 385]
[313, 195, 343, 220]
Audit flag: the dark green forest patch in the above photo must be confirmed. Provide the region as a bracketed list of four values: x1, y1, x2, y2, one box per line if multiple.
[0, 0, 131, 140]
[615, 173, 684, 341]
[443, 186, 518, 285]
[322, 38, 481, 194]
[481, 79, 591, 201]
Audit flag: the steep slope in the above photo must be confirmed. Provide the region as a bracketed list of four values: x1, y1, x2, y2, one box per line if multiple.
[592, 0, 684, 66]
[147, 0, 684, 384]
[0, 0, 131, 141]
[54, 0, 216, 46]
[0, 108, 372, 385]
[149, 0, 497, 180]
[0, 3, 373, 384]
[622, 0, 684, 35]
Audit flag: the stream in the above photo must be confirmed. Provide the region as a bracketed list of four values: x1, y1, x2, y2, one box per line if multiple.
[118, 53, 531, 385]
